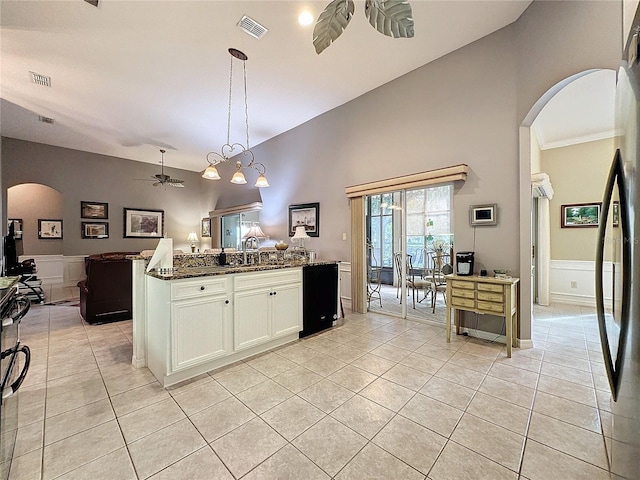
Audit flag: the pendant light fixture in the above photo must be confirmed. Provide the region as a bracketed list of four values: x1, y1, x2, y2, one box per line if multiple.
[202, 48, 269, 188]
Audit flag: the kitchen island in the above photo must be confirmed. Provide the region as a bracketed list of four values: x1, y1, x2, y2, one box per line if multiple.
[130, 257, 336, 387]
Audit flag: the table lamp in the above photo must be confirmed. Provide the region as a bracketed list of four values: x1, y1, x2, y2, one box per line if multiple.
[187, 232, 198, 253]
[242, 224, 267, 249]
[291, 225, 310, 251]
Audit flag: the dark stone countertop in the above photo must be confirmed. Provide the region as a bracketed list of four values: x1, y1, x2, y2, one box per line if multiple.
[145, 260, 338, 280]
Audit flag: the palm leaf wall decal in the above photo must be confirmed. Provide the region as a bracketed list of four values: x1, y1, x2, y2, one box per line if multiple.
[313, 0, 355, 54]
[365, 0, 414, 38]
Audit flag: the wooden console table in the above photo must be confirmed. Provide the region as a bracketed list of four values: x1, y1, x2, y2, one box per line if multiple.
[445, 274, 520, 357]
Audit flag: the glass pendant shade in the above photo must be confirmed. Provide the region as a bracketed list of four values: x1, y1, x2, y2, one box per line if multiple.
[254, 174, 270, 188]
[202, 165, 220, 180]
[230, 169, 247, 184]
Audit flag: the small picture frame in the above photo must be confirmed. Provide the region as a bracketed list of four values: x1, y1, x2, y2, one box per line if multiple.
[201, 217, 211, 237]
[81, 201, 109, 219]
[612, 201, 619, 228]
[38, 219, 63, 239]
[123, 208, 164, 238]
[469, 204, 497, 226]
[8, 219, 23, 239]
[82, 222, 109, 239]
[561, 202, 601, 228]
[288, 202, 319, 237]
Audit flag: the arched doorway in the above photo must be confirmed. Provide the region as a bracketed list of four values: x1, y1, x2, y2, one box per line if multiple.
[518, 68, 616, 346]
[7, 183, 65, 289]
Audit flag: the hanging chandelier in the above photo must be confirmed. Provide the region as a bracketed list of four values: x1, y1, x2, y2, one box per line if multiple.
[202, 48, 269, 188]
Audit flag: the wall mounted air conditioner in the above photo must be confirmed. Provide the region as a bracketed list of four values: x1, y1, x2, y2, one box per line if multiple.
[531, 173, 554, 199]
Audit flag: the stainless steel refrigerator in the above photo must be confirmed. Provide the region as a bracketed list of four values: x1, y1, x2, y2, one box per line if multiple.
[595, 5, 640, 478]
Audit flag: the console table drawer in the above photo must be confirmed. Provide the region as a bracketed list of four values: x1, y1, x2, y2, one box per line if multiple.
[477, 291, 503, 302]
[477, 283, 504, 293]
[452, 288, 475, 299]
[452, 297, 475, 309]
[477, 301, 504, 314]
[451, 280, 474, 290]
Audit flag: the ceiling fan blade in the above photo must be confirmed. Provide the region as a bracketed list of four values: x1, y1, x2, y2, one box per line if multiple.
[168, 182, 186, 188]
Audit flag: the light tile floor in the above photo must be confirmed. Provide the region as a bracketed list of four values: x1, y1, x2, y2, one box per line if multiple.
[6, 291, 617, 480]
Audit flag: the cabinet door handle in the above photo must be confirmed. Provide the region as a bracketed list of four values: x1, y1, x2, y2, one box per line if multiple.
[200, 286, 205, 291]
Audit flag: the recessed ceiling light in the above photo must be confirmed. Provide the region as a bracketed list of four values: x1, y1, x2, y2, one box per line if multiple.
[298, 11, 314, 27]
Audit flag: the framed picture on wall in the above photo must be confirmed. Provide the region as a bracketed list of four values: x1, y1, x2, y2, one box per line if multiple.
[201, 217, 211, 237]
[123, 208, 164, 238]
[38, 219, 63, 239]
[288, 202, 319, 237]
[561, 202, 601, 228]
[81, 201, 109, 219]
[82, 222, 109, 239]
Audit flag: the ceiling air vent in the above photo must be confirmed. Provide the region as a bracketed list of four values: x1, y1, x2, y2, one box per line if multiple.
[38, 116, 55, 125]
[237, 15, 268, 39]
[30, 71, 51, 87]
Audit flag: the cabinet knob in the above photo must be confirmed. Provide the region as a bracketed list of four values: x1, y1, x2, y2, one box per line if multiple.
[269, 292, 273, 296]
[273, 291, 277, 296]
[225, 300, 229, 304]
[200, 286, 205, 291]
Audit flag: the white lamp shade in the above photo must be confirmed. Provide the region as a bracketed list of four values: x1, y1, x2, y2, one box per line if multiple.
[187, 232, 198, 242]
[202, 165, 220, 180]
[292, 226, 310, 239]
[243, 224, 267, 239]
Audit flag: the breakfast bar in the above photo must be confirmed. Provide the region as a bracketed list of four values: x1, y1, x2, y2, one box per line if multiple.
[130, 252, 337, 387]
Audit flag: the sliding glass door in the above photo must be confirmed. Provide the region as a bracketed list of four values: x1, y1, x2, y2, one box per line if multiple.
[365, 184, 453, 322]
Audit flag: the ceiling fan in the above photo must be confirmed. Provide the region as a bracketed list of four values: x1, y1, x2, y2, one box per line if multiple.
[136, 149, 185, 188]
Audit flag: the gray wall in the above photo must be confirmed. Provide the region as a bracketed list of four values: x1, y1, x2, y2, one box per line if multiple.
[1, 139, 225, 255]
[257, 23, 519, 271]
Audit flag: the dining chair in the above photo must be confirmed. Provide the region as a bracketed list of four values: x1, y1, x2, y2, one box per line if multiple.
[429, 252, 452, 313]
[367, 246, 382, 308]
[394, 252, 430, 309]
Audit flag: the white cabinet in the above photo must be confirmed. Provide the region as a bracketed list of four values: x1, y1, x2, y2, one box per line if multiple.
[234, 288, 271, 351]
[233, 269, 302, 352]
[146, 275, 232, 384]
[145, 267, 303, 387]
[272, 283, 303, 338]
[171, 293, 230, 373]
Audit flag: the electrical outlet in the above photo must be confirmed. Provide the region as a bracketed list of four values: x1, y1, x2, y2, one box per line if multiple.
[342, 233, 347, 241]
[570, 281, 578, 289]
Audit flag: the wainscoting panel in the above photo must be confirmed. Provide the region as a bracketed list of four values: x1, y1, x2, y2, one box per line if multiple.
[64, 255, 87, 287]
[549, 259, 613, 308]
[19, 254, 64, 285]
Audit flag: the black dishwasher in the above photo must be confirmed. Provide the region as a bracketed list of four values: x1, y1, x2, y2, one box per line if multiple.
[301, 263, 338, 338]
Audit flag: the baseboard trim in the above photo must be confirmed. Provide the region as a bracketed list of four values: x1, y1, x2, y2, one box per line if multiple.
[132, 355, 146, 368]
[518, 339, 534, 349]
[550, 292, 595, 307]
